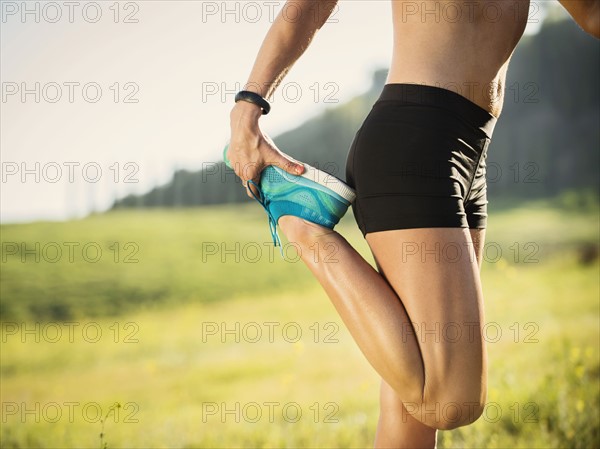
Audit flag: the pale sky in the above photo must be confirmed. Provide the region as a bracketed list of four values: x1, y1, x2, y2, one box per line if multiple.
[0, 1, 551, 223]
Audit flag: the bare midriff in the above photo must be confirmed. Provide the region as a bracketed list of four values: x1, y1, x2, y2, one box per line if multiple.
[387, 0, 531, 117]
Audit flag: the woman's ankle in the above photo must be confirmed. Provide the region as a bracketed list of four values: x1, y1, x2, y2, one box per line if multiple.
[278, 215, 336, 246]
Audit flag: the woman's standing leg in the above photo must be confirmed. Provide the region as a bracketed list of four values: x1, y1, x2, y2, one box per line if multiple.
[278, 216, 488, 430]
[373, 228, 486, 447]
[375, 378, 438, 448]
[365, 226, 487, 428]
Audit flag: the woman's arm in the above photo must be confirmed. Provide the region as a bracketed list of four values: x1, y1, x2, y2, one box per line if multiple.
[559, 0, 600, 38]
[229, 0, 338, 195]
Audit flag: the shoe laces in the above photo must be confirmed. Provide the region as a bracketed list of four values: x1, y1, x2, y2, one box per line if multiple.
[247, 180, 283, 254]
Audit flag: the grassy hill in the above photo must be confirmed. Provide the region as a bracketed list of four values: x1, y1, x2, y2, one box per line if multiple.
[1, 192, 598, 322]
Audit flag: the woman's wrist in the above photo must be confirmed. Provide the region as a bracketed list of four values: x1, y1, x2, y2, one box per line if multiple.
[230, 100, 263, 124]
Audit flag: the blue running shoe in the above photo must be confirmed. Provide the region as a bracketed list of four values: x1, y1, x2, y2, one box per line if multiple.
[223, 144, 356, 249]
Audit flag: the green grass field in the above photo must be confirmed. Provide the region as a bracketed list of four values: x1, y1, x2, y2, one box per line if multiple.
[1, 197, 598, 448]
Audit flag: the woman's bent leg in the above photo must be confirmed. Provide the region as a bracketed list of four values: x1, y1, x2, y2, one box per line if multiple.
[279, 216, 424, 398]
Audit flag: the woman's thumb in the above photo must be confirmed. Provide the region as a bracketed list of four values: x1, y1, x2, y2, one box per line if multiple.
[274, 154, 305, 176]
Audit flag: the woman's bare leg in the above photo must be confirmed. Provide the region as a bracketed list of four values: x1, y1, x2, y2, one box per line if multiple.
[365, 226, 488, 428]
[279, 216, 424, 399]
[375, 379, 437, 449]
[373, 229, 486, 447]
[278, 216, 487, 430]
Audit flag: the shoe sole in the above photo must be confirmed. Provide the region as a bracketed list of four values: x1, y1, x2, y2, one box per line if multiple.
[270, 164, 356, 204]
[224, 144, 356, 203]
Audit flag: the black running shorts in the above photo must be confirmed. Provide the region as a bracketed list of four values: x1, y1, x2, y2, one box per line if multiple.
[345, 83, 497, 236]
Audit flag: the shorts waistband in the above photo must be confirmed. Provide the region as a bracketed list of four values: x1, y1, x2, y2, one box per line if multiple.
[378, 83, 497, 138]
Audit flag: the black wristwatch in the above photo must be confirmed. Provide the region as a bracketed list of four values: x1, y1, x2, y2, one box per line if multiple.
[234, 90, 271, 115]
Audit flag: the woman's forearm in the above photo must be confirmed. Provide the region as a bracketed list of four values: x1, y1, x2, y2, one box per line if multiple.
[559, 0, 600, 38]
[228, 1, 337, 183]
[242, 0, 338, 99]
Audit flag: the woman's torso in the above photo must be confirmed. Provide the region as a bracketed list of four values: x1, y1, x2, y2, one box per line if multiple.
[387, 0, 531, 117]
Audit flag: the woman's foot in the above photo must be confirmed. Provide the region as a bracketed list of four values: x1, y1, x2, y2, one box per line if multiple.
[249, 163, 355, 249]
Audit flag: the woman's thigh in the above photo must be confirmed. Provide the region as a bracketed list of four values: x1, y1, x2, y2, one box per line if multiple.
[366, 227, 487, 408]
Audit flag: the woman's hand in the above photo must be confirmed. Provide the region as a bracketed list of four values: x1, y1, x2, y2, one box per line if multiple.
[228, 101, 305, 197]
[224, 0, 339, 196]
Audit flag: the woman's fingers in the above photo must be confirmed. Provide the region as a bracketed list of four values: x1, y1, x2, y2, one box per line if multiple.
[261, 134, 305, 176]
[274, 155, 305, 176]
[228, 132, 304, 199]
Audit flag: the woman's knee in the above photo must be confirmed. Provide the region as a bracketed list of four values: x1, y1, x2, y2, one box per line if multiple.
[412, 392, 485, 430]
[397, 380, 486, 430]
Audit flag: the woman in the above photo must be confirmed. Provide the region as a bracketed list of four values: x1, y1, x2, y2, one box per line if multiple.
[226, 1, 599, 447]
